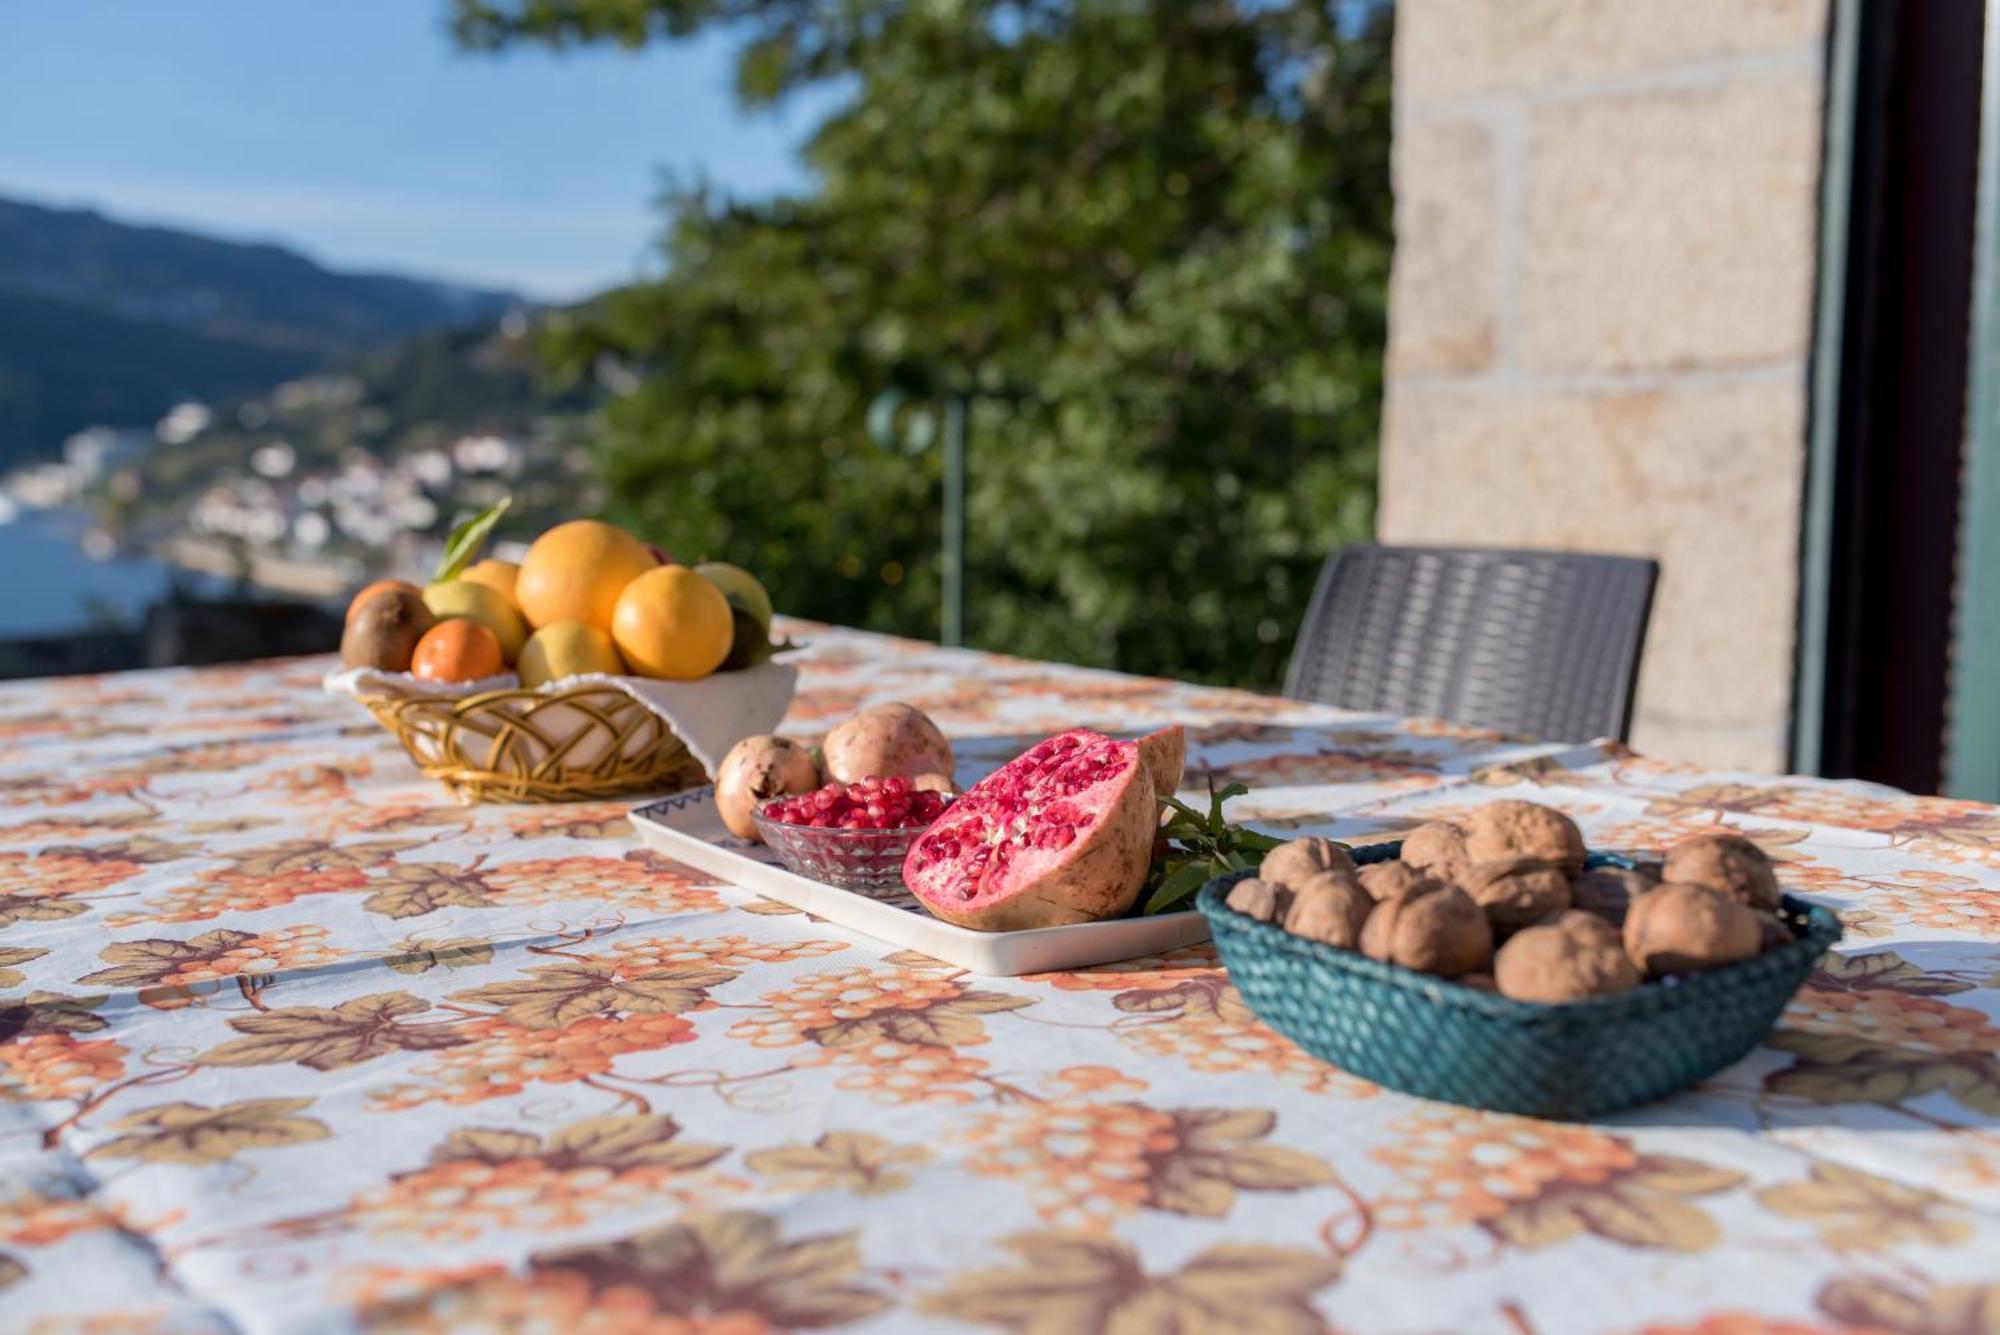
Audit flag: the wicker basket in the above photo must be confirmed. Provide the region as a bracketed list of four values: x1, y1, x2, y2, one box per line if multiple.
[1198, 842, 1843, 1118]
[359, 681, 707, 805]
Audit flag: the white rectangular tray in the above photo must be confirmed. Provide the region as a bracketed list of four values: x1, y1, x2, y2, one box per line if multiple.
[630, 787, 1209, 975]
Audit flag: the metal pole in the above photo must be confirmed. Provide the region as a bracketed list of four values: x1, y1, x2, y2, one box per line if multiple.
[941, 394, 967, 647]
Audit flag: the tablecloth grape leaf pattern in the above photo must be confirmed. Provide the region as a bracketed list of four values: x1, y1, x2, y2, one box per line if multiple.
[381, 937, 494, 975]
[810, 987, 1032, 1049]
[77, 931, 265, 988]
[360, 862, 504, 919]
[1810, 950, 1977, 996]
[1816, 1275, 2000, 1333]
[195, 992, 465, 1071]
[88, 1097, 332, 1165]
[0, 991, 107, 1038]
[0, 946, 45, 987]
[529, 1209, 890, 1327]
[919, 1232, 1342, 1335]
[4, 628, 2000, 1330]
[744, 1131, 932, 1196]
[447, 961, 736, 1028]
[1754, 1161, 1973, 1251]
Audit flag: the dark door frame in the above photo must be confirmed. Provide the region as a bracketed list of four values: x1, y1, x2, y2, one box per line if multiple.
[1796, 0, 1985, 796]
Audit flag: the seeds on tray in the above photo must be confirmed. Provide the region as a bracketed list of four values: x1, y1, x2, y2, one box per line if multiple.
[1458, 857, 1572, 937]
[1464, 799, 1586, 874]
[1623, 881, 1761, 976]
[1661, 832, 1781, 911]
[763, 776, 949, 829]
[1494, 910, 1640, 1003]
[1258, 836, 1355, 888]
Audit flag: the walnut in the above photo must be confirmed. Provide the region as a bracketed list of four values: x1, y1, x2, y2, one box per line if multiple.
[1225, 877, 1292, 925]
[1357, 860, 1436, 903]
[1399, 821, 1470, 882]
[1258, 837, 1355, 890]
[1494, 911, 1641, 1003]
[1754, 911, 1794, 953]
[1661, 832, 1781, 911]
[1359, 883, 1493, 978]
[1457, 971, 1498, 993]
[1463, 800, 1586, 873]
[1623, 882, 1761, 977]
[1458, 857, 1572, 937]
[1283, 870, 1373, 948]
[1570, 865, 1657, 926]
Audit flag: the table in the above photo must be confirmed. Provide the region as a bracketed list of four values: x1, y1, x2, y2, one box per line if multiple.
[2, 624, 1995, 1334]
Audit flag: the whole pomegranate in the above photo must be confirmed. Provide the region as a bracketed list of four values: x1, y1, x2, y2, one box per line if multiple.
[902, 728, 1159, 931]
[822, 702, 954, 785]
[713, 735, 822, 841]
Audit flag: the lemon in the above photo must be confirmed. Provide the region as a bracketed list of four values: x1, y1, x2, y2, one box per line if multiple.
[460, 558, 520, 602]
[517, 620, 625, 688]
[515, 520, 658, 631]
[695, 561, 774, 627]
[612, 565, 735, 679]
[422, 580, 528, 663]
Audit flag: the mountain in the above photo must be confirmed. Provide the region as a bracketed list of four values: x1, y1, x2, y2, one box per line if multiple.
[0, 194, 525, 465]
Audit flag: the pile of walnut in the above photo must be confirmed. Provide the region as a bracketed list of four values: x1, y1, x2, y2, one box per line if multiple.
[1225, 800, 1793, 1005]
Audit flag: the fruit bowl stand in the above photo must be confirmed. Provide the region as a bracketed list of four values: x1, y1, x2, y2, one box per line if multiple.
[325, 661, 796, 804]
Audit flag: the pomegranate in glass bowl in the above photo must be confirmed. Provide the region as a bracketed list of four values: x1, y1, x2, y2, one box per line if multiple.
[751, 777, 952, 892]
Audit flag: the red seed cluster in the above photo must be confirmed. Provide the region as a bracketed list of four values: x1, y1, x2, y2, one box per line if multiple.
[762, 776, 949, 830]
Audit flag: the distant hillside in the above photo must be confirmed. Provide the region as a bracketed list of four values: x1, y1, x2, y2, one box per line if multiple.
[0, 289, 318, 464]
[0, 194, 525, 464]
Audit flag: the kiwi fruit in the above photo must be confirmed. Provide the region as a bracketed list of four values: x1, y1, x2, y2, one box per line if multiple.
[341, 588, 436, 672]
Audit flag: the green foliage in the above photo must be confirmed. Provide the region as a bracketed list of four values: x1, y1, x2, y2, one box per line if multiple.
[455, 0, 1390, 687]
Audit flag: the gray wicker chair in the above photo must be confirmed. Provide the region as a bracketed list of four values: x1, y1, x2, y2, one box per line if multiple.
[1283, 545, 1659, 742]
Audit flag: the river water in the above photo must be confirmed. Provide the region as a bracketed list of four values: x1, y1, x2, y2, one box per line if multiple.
[0, 508, 188, 636]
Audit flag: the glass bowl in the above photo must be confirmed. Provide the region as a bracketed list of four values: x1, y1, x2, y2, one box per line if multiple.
[750, 807, 944, 893]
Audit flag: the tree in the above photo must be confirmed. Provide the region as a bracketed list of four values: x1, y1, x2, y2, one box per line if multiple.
[453, 0, 1390, 688]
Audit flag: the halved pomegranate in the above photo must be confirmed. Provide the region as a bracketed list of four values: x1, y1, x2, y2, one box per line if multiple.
[902, 728, 1159, 930]
[1136, 725, 1185, 797]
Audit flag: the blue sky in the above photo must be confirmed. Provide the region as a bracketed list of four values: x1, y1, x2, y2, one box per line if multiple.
[0, 1, 829, 299]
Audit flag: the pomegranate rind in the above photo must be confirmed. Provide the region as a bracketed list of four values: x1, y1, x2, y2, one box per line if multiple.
[1135, 725, 1185, 799]
[902, 729, 1157, 931]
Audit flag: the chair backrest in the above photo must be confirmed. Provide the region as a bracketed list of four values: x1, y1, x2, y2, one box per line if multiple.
[1283, 544, 1659, 743]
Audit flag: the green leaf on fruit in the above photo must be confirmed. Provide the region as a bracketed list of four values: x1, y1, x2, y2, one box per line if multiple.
[433, 496, 511, 583]
[1137, 778, 1312, 916]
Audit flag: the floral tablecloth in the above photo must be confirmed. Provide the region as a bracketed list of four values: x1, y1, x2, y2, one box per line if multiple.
[1, 624, 1996, 1334]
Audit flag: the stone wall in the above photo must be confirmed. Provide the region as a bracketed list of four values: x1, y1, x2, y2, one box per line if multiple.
[1377, 0, 1830, 769]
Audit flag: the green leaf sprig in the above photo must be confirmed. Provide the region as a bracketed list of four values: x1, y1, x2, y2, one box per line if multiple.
[433, 495, 512, 583]
[1139, 780, 1286, 916]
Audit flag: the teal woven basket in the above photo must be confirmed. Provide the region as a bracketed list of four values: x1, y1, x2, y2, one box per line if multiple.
[1198, 842, 1843, 1119]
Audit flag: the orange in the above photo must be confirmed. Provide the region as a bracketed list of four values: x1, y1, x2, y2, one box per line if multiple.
[460, 559, 520, 601]
[514, 520, 657, 632]
[411, 619, 504, 683]
[346, 578, 422, 624]
[611, 564, 735, 680]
